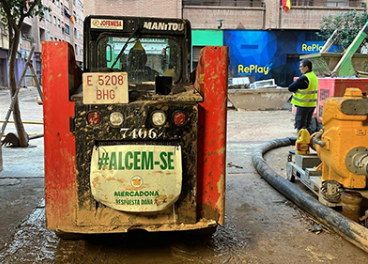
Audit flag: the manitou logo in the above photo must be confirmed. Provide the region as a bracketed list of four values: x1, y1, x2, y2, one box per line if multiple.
[91, 19, 123, 30]
[143, 22, 184, 31]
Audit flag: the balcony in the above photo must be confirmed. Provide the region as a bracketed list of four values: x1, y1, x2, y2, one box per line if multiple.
[290, 0, 366, 8]
[183, 0, 266, 29]
[183, 0, 264, 7]
[183, 0, 366, 29]
[279, 0, 367, 30]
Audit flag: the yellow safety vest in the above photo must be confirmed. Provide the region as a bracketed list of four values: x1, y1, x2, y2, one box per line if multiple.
[291, 71, 318, 107]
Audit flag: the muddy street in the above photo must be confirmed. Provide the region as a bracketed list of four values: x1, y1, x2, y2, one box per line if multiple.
[1, 88, 368, 263]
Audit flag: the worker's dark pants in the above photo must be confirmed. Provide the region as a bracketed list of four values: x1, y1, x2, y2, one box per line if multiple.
[295, 106, 315, 134]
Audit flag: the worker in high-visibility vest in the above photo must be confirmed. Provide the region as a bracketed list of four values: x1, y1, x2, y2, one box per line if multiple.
[288, 58, 318, 134]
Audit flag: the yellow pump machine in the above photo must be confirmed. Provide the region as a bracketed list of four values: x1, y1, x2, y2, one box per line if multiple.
[287, 88, 368, 225]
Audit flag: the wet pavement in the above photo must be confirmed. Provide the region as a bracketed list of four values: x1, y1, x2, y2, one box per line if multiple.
[0, 87, 44, 250]
[1, 87, 368, 263]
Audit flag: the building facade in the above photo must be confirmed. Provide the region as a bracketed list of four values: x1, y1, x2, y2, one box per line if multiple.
[0, 0, 84, 87]
[1, 0, 367, 87]
[84, 0, 367, 30]
[83, 0, 367, 86]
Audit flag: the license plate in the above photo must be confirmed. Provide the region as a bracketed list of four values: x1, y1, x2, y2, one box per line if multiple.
[83, 72, 128, 104]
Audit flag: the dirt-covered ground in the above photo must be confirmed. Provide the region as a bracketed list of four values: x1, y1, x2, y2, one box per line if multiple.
[0, 87, 367, 263]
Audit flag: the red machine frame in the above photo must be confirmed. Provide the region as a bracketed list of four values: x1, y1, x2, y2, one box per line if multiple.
[42, 41, 228, 233]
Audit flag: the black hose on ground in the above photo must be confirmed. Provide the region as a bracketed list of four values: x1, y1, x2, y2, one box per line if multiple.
[252, 137, 368, 254]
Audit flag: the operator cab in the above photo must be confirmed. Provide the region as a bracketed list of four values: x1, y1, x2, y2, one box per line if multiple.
[77, 15, 194, 100]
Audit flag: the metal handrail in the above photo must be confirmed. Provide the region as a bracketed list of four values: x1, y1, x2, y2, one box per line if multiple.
[289, 0, 365, 8]
[183, 0, 265, 7]
[183, 0, 365, 8]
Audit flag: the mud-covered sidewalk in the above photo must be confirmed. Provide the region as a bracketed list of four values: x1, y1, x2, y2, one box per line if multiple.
[0, 87, 44, 249]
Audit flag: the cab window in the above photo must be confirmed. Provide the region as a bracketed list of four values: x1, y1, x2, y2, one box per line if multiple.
[96, 36, 181, 83]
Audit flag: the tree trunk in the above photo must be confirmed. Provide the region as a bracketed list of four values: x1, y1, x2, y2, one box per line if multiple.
[8, 27, 28, 147]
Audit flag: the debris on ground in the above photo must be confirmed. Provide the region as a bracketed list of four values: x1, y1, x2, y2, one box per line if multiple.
[227, 162, 243, 169]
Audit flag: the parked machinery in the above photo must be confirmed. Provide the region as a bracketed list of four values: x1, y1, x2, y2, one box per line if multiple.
[287, 88, 368, 225]
[42, 15, 228, 237]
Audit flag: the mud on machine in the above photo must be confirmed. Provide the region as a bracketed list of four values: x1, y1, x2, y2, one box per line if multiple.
[42, 15, 228, 237]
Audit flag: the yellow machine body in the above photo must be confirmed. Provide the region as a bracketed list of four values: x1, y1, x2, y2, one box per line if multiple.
[315, 88, 368, 189]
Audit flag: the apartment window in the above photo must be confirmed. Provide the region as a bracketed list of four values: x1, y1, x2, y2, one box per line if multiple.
[53, 16, 57, 25]
[50, 37, 53, 41]
[77, 28, 80, 39]
[75, 44, 78, 55]
[78, 0, 83, 11]
[58, 19, 60, 28]
[1, 23, 7, 35]
[64, 24, 70, 35]
[326, 0, 349, 7]
[45, 10, 50, 21]
[56, 0, 59, 6]
[64, 7, 71, 18]
[73, 11, 78, 22]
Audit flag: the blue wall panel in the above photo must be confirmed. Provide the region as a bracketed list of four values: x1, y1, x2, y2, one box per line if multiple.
[224, 30, 331, 87]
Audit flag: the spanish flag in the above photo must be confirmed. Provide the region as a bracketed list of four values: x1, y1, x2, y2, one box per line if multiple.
[282, 0, 291, 12]
[70, 15, 76, 24]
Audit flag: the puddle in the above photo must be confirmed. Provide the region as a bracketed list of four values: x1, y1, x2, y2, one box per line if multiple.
[0, 207, 251, 264]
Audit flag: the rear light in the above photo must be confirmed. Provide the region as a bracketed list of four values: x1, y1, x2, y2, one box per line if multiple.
[110, 112, 124, 127]
[173, 111, 187, 126]
[87, 110, 101, 125]
[151, 111, 166, 126]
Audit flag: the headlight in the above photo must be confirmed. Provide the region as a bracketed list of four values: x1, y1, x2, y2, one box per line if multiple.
[109, 112, 124, 127]
[152, 111, 166, 126]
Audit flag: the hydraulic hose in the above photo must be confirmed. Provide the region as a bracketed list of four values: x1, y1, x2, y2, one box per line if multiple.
[310, 129, 325, 150]
[252, 137, 368, 254]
